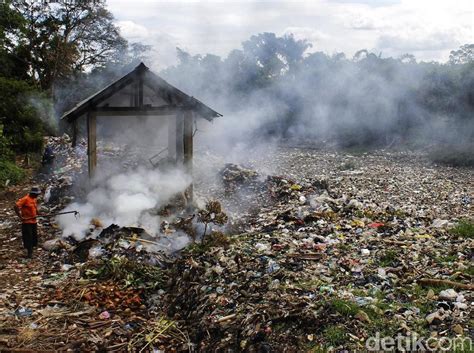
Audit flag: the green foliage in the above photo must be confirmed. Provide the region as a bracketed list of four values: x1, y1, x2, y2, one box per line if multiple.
[8, 0, 128, 91]
[379, 250, 398, 267]
[464, 266, 474, 277]
[450, 220, 474, 239]
[435, 253, 458, 264]
[0, 122, 25, 187]
[0, 159, 25, 187]
[0, 2, 28, 80]
[0, 77, 47, 154]
[450, 338, 474, 353]
[84, 256, 165, 290]
[322, 325, 346, 347]
[449, 44, 474, 65]
[330, 299, 360, 317]
[0, 123, 13, 160]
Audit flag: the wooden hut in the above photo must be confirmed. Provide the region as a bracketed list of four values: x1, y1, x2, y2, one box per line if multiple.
[61, 62, 222, 201]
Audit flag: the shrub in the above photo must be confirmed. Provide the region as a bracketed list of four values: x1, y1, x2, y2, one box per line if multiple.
[0, 159, 25, 187]
[0, 77, 49, 154]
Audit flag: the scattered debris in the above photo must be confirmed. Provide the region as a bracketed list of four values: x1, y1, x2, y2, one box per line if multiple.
[1, 144, 472, 351]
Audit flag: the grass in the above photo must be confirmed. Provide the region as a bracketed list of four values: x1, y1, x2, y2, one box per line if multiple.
[450, 220, 474, 239]
[84, 256, 165, 290]
[294, 279, 322, 291]
[336, 243, 351, 252]
[435, 253, 458, 264]
[331, 299, 360, 317]
[0, 159, 25, 188]
[322, 326, 346, 347]
[417, 301, 436, 316]
[406, 284, 438, 316]
[378, 250, 398, 267]
[371, 290, 392, 313]
[464, 266, 474, 277]
[451, 338, 474, 353]
[374, 301, 391, 313]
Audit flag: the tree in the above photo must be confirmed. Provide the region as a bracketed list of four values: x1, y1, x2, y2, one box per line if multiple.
[10, 0, 127, 91]
[0, 77, 46, 154]
[399, 53, 416, 64]
[0, 2, 29, 80]
[241, 33, 311, 82]
[449, 44, 474, 65]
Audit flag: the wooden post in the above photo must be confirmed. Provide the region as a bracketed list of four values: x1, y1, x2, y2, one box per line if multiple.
[87, 112, 97, 179]
[168, 115, 176, 163]
[175, 111, 184, 164]
[183, 110, 193, 203]
[71, 118, 78, 147]
[138, 76, 144, 108]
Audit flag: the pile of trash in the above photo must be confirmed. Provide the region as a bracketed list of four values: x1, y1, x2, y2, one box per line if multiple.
[220, 163, 259, 190]
[1, 141, 472, 351]
[161, 166, 473, 351]
[0, 221, 186, 351]
[40, 134, 88, 211]
[43, 223, 179, 266]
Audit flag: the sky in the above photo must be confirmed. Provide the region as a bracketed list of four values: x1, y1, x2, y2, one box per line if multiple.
[107, 0, 473, 69]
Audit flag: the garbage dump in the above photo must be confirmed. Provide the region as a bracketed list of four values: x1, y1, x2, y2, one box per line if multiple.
[0, 142, 472, 351]
[164, 162, 473, 351]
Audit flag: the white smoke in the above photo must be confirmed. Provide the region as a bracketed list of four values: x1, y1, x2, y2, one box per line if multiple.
[58, 166, 191, 240]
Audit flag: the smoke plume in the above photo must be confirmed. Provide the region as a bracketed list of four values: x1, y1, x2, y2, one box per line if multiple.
[58, 167, 191, 241]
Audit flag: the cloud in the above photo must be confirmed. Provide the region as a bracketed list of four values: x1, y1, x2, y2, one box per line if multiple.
[117, 20, 149, 41]
[347, 14, 378, 30]
[328, 0, 401, 6]
[107, 0, 473, 64]
[377, 30, 461, 52]
[282, 27, 329, 46]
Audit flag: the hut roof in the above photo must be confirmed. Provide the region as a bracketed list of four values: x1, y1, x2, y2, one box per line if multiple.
[61, 62, 222, 122]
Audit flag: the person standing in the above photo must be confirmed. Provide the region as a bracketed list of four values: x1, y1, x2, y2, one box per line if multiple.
[14, 187, 41, 258]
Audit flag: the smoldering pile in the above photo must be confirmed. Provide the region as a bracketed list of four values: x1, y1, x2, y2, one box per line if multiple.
[44, 224, 177, 265]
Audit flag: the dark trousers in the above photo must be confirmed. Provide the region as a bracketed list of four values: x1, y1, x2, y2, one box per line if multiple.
[21, 223, 38, 257]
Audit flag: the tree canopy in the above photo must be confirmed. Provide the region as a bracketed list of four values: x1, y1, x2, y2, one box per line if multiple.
[0, 0, 134, 162]
[162, 37, 473, 149]
[6, 0, 127, 91]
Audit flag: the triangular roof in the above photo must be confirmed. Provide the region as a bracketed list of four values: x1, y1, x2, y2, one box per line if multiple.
[61, 62, 222, 122]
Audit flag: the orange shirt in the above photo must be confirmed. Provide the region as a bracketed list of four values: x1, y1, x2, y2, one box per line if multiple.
[16, 195, 38, 224]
